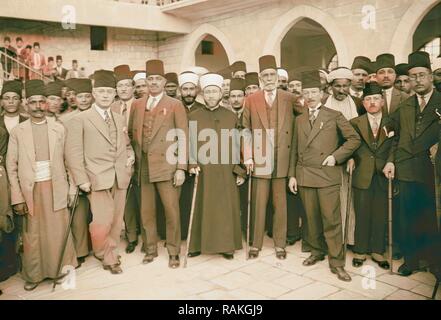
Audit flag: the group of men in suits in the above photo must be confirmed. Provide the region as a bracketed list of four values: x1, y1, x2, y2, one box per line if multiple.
[1, 47, 441, 293]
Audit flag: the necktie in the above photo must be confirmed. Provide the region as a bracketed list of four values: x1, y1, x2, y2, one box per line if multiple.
[267, 92, 274, 106]
[104, 110, 111, 127]
[419, 95, 427, 112]
[309, 109, 317, 127]
[148, 97, 156, 111]
[122, 102, 128, 123]
[371, 118, 379, 138]
[35, 53, 40, 68]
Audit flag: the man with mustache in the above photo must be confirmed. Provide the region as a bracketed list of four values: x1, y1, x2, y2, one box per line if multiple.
[165, 72, 179, 99]
[375, 53, 409, 116]
[350, 56, 371, 99]
[129, 60, 188, 268]
[45, 81, 64, 120]
[133, 71, 149, 99]
[385, 51, 441, 277]
[288, 70, 360, 282]
[187, 73, 245, 259]
[243, 55, 303, 260]
[178, 71, 203, 242]
[231, 61, 247, 80]
[65, 70, 135, 275]
[394, 63, 413, 95]
[58, 78, 79, 122]
[7, 79, 78, 290]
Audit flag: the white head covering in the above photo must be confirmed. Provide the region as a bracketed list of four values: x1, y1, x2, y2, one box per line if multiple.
[432, 57, 441, 72]
[178, 72, 199, 87]
[277, 68, 288, 80]
[200, 73, 224, 90]
[183, 66, 209, 77]
[133, 72, 146, 81]
[327, 67, 354, 83]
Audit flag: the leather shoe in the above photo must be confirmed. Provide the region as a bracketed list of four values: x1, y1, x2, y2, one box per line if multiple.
[372, 257, 390, 270]
[94, 254, 121, 266]
[188, 251, 201, 258]
[103, 264, 123, 275]
[169, 255, 180, 269]
[248, 249, 259, 259]
[331, 266, 352, 282]
[352, 258, 366, 268]
[303, 255, 325, 266]
[143, 252, 158, 264]
[397, 263, 414, 277]
[24, 282, 39, 291]
[221, 253, 234, 260]
[276, 249, 287, 260]
[125, 240, 138, 254]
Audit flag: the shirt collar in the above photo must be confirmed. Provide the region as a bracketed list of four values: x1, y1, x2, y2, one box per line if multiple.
[264, 88, 277, 97]
[367, 112, 382, 121]
[417, 89, 433, 103]
[149, 92, 164, 103]
[94, 104, 112, 120]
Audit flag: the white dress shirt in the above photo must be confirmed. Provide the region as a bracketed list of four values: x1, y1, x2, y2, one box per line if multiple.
[417, 89, 433, 111]
[120, 97, 134, 126]
[146, 92, 164, 111]
[384, 87, 393, 112]
[264, 89, 277, 106]
[94, 104, 113, 121]
[367, 113, 382, 137]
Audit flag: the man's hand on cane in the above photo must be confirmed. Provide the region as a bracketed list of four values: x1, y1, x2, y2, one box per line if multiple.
[383, 162, 395, 180]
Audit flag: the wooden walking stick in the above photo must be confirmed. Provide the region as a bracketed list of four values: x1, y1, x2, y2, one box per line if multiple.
[343, 169, 353, 259]
[184, 172, 199, 268]
[388, 177, 394, 275]
[52, 187, 80, 290]
[246, 172, 252, 260]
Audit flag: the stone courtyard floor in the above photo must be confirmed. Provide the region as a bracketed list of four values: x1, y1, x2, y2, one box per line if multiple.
[1, 236, 440, 300]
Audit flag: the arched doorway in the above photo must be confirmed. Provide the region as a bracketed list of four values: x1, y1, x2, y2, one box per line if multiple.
[413, 1, 441, 62]
[281, 18, 338, 72]
[194, 34, 230, 72]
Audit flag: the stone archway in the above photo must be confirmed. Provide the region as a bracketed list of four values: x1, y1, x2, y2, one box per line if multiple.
[262, 4, 350, 67]
[180, 23, 236, 72]
[389, 0, 441, 62]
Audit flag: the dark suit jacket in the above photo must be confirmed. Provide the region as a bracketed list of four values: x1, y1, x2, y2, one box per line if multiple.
[388, 90, 441, 185]
[242, 89, 304, 179]
[289, 106, 360, 188]
[129, 94, 188, 184]
[0, 114, 28, 143]
[350, 114, 395, 189]
[382, 88, 409, 116]
[352, 95, 367, 116]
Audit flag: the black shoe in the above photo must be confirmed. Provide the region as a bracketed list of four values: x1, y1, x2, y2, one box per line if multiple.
[372, 257, 390, 270]
[76, 256, 86, 269]
[286, 237, 300, 246]
[267, 232, 273, 238]
[125, 241, 138, 254]
[24, 282, 39, 291]
[303, 255, 325, 266]
[169, 255, 180, 269]
[331, 266, 352, 282]
[352, 258, 366, 268]
[248, 249, 259, 259]
[301, 242, 311, 253]
[221, 253, 234, 260]
[393, 253, 403, 260]
[188, 251, 201, 258]
[397, 263, 414, 277]
[143, 252, 158, 264]
[276, 249, 287, 260]
[94, 254, 121, 266]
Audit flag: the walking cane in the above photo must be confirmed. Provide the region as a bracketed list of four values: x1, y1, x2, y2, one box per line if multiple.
[343, 169, 353, 259]
[52, 187, 80, 290]
[388, 177, 394, 275]
[184, 173, 199, 268]
[246, 172, 252, 260]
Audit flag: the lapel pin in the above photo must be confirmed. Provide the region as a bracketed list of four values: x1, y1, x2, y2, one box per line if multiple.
[163, 108, 167, 116]
[319, 122, 323, 130]
[436, 108, 441, 119]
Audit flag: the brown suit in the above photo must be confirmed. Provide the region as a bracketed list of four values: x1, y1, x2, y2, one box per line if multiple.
[129, 94, 188, 256]
[65, 106, 134, 266]
[242, 89, 303, 250]
[290, 106, 360, 267]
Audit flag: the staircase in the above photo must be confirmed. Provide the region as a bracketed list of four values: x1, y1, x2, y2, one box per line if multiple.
[0, 50, 52, 89]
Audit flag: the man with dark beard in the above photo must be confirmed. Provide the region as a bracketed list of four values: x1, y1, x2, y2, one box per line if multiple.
[178, 71, 204, 240]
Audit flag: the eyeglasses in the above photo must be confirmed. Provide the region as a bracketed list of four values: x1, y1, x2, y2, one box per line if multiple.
[409, 73, 429, 81]
[94, 88, 115, 95]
